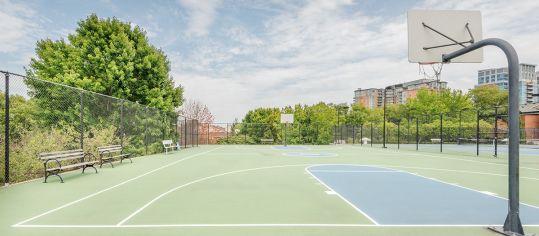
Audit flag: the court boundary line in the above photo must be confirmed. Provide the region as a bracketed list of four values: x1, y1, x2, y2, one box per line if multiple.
[13, 147, 223, 227]
[116, 164, 310, 226]
[353, 145, 539, 172]
[309, 170, 399, 173]
[13, 223, 539, 228]
[11, 162, 539, 229]
[305, 165, 380, 225]
[381, 165, 539, 181]
[381, 165, 539, 211]
[312, 164, 539, 211]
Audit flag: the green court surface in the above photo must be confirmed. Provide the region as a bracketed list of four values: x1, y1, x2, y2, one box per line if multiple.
[1, 145, 538, 236]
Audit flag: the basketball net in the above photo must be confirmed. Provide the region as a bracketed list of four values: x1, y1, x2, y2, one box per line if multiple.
[418, 62, 444, 92]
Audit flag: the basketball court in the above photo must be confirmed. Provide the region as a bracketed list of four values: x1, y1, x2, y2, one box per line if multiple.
[0, 145, 538, 236]
[0, 8, 534, 236]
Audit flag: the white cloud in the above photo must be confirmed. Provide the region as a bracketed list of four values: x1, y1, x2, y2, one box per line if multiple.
[0, 0, 36, 53]
[172, 0, 539, 122]
[177, 0, 222, 37]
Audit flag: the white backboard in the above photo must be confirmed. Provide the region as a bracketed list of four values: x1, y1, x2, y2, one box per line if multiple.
[281, 114, 294, 124]
[408, 10, 483, 63]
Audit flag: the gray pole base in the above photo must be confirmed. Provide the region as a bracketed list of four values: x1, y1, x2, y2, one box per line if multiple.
[488, 226, 534, 236]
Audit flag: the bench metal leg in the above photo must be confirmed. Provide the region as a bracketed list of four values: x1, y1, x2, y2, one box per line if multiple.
[121, 156, 133, 163]
[82, 165, 98, 174]
[44, 171, 63, 183]
[100, 160, 114, 168]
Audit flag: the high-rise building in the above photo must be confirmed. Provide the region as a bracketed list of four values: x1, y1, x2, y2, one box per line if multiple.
[353, 88, 383, 108]
[353, 79, 447, 108]
[477, 63, 537, 104]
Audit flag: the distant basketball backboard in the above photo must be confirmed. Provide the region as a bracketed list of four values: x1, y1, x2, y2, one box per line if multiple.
[408, 10, 483, 63]
[281, 114, 294, 124]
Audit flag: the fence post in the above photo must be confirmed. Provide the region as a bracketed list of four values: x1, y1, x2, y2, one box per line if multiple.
[360, 124, 363, 146]
[4, 73, 10, 185]
[440, 113, 443, 153]
[352, 126, 356, 144]
[144, 108, 148, 154]
[184, 117, 187, 147]
[120, 101, 124, 147]
[476, 110, 480, 156]
[298, 123, 301, 144]
[370, 123, 373, 147]
[416, 118, 419, 151]
[174, 114, 178, 145]
[207, 123, 210, 145]
[80, 91, 84, 150]
[494, 106, 499, 157]
[397, 121, 400, 149]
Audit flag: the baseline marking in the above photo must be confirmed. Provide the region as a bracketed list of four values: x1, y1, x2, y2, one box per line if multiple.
[13, 147, 223, 227]
[13, 223, 539, 228]
[305, 165, 379, 225]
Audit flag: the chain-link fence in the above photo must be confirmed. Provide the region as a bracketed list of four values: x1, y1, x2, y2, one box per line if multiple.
[195, 106, 537, 159]
[195, 122, 337, 145]
[335, 107, 538, 158]
[0, 71, 198, 185]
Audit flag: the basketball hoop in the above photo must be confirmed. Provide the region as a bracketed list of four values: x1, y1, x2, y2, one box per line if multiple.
[418, 62, 444, 81]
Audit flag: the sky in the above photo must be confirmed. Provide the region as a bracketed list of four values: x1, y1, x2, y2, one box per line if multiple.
[1, 0, 539, 122]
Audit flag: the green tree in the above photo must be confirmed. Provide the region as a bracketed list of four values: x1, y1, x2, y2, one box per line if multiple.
[346, 103, 368, 125]
[469, 84, 508, 111]
[27, 14, 183, 111]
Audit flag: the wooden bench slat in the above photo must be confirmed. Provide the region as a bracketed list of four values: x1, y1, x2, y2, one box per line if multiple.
[47, 161, 98, 171]
[98, 147, 123, 152]
[39, 149, 83, 157]
[39, 151, 84, 160]
[55, 155, 86, 162]
[98, 145, 121, 149]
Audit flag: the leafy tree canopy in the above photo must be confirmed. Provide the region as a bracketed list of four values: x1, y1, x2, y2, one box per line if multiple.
[469, 84, 508, 111]
[27, 14, 183, 111]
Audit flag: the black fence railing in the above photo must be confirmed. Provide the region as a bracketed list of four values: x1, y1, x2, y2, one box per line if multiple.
[195, 108, 537, 159]
[1, 71, 198, 185]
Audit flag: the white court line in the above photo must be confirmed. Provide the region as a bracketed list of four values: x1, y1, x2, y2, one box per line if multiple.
[309, 170, 399, 173]
[353, 145, 539, 172]
[377, 165, 539, 211]
[305, 165, 380, 225]
[307, 164, 539, 212]
[116, 164, 309, 226]
[13, 147, 223, 227]
[14, 223, 539, 228]
[381, 165, 539, 181]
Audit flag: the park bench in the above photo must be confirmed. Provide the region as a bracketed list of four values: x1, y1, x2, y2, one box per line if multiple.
[162, 140, 179, 154]
[97, 145, 132, 168]
[430, 138, 441, 143]
[39, 149, 98, 183]
[260, 138, 274, 144]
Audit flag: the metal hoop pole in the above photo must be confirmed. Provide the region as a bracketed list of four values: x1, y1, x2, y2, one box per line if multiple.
[443, 38, 523, 235]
